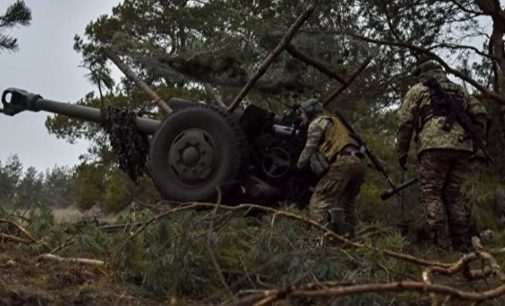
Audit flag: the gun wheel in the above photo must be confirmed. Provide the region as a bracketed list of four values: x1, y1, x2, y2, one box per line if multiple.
[149, 104, 247, 202]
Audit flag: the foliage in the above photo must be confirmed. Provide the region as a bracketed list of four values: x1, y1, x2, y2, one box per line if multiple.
[0, 155, 22, 205]
[70, 161, 159, 213]
[5, 201, 505, 306]
[71, 162, 106, 211]
[0, 0, 31, 51]
[0, 155, 158, 212]
[11, 206, 417, 303]
[0, 155, 75, 209]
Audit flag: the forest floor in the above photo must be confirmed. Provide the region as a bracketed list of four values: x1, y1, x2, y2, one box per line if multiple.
[0, 207, 169, 306]
[0, 243, 165, 306]
[1, 204, 505, 306]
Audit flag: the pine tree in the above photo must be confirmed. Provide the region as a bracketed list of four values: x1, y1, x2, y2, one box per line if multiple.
[0, 0, 31, 51]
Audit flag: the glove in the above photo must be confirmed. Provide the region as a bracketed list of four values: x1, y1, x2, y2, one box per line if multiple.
[399, 154, 408, 170]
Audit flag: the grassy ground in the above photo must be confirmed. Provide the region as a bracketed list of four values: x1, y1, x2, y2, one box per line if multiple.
[1, 202, 505, 306]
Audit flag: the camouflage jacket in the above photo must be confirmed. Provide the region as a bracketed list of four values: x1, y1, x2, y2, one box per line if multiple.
[297, 114, 357, 169]
[397, 73, 487, 158]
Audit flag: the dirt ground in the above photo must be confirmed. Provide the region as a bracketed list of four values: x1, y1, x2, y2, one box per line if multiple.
[0, 243, 163, 306]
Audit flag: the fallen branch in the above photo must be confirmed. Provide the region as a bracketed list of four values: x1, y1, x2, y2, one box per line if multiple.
[207, 204, 236, 300]
[245, 281, 505, 305]
[234, 238, 505, 306]
[0, 233, 32, 244]
[49, 235, 77, 254]
[228, 271, 505, 306]
[38, 253, 105, 267]
[471, 236, 505, 281]
[0, 218, 37, 243]
[0, 218, 50, 250]
[422, 252, 483, 285]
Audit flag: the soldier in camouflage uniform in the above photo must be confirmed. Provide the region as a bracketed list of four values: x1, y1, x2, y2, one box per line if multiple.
[297, 99, 367, 236]
[397, 60, 488, 251]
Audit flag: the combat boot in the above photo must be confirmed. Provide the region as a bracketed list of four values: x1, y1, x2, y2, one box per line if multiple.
[327, 208, 354, 239]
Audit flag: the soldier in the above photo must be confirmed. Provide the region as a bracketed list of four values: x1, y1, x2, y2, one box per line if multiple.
[297, 99, 367, 237]
[397, 60, 488, 251]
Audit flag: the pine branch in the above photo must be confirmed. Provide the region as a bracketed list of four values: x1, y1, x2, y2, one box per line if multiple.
[0, 34, 16, 50]
[0, 0, 31, 28]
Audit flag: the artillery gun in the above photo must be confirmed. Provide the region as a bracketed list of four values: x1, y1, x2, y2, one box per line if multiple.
[1, 88, 316, 205]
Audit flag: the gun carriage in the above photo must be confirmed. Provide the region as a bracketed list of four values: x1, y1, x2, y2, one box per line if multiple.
[1, 88, 317, 205]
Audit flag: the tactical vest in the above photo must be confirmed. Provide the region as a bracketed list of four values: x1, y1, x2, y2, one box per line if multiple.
[319, 115, 359, 161]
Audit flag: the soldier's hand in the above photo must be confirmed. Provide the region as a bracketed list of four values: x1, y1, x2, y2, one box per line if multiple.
[399, 154, 408, 170]
[296, 159, 307, 170]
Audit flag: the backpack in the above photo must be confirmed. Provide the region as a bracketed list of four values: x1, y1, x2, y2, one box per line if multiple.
[420, 78, 488, 156]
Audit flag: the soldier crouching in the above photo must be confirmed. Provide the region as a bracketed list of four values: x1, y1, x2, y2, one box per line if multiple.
[296, 99, 366, 237]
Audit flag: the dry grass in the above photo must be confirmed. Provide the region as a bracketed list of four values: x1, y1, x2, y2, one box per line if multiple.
[49, 207, 117, 224]
[51, 207, 85, 223]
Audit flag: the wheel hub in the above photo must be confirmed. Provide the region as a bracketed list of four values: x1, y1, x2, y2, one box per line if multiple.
[182, 146, 199, 165]
[169, 129, 215, 184]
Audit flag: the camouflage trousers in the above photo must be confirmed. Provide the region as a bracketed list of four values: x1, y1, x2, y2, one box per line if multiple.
[417, 149, 474, 249]
[309, 154, 366, 234]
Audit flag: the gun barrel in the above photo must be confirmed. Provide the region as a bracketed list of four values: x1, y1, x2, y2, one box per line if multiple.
[39, 99, 161, 134]
[1, 88, 161, 134]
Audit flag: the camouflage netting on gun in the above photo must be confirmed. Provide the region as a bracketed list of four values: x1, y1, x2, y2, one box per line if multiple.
[102, 107, 149, 182]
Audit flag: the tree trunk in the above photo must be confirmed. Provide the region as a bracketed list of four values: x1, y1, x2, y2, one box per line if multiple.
[477, 0, 505, 179]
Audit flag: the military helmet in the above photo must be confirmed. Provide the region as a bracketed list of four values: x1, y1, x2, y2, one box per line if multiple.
[413, 59, 444, 77]
[299, 98, 324, 118]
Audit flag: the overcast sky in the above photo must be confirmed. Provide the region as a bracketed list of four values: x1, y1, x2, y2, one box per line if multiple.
[0, 0, 121, 171]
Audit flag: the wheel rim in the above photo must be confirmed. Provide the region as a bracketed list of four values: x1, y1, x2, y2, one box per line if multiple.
[261, 146, 291, 178]
[168, 128, 216, 184]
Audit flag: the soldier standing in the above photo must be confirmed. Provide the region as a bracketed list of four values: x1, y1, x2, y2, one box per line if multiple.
[397, 60, 488, 251]
[297, 99, 367, 237]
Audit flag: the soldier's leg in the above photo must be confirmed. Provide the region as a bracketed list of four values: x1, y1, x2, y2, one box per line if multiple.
[308, 159, 349, 227]
[339, 156, 366, 233]
[444, 151, 473, 251]
[417, 150, 451, 242]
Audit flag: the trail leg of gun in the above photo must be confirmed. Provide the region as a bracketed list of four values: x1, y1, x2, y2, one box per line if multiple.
[381, 177, 418, 200]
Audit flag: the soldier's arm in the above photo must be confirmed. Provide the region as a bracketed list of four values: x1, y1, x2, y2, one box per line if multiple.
[397, 87, 419, 158]
[297, 118, 328, 169]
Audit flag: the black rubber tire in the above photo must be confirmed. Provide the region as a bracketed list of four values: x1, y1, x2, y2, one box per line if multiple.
[149, 104, 247, 201]
[168, 98, 197, 112]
